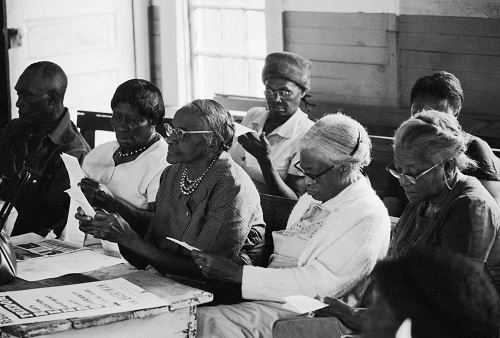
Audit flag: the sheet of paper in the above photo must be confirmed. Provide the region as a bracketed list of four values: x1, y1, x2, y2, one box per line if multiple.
[166, 237, 200, 251]
[65, 188, 96, 217]
[234, 122, 258, 137]
[282, 295, 328, 314]
[16, 249, 124, 281]
[60, 153, 85, 188]
[0, 278, 169, 327]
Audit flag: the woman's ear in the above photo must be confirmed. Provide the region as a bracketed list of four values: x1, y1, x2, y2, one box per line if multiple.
[443, 158, 455, 172]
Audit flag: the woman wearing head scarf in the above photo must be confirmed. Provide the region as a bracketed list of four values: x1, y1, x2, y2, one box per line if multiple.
[230, 52, 315, 199]
[193, 113, 391, 338]
[76, 99, 265, 281]
[79, 79, 169, 238]
[388, 110, 500, 292]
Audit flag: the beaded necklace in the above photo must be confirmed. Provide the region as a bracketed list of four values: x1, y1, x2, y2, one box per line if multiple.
[118, 133, 160, 158]
[180, 155, 219, 195]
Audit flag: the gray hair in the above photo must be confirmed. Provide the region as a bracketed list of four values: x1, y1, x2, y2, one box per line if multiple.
[394, 110, 476, 170]
[299, 113, 371, 170]
[179, 99, 235, 152]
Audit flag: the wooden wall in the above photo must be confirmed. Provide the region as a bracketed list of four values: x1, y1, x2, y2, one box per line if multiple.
[399, 14, 500, 147]
[283, 12, 399, 107]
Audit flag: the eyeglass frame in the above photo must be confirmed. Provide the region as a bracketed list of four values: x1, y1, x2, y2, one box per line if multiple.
[294, 161, 336, 183]
[386, 160, 444, 185]
[263, 86, 299, 99]
[164, 123, 214, 141]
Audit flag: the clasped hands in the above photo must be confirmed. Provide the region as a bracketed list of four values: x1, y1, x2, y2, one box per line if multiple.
[75, 207, 134, 245]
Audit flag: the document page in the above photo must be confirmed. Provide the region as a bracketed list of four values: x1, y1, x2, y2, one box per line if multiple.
[0, 278, 169, 327]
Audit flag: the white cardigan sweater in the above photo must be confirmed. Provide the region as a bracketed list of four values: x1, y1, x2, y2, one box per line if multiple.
[242, 176, 391, 302]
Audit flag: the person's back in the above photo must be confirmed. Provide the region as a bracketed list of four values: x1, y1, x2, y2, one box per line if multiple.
[0, 61, 90, 237]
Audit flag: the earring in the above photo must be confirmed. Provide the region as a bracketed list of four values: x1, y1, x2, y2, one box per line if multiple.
[443, 171, 458, 190]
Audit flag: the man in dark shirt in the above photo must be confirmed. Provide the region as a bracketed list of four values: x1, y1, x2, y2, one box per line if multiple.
[0, 61, 90, 237]
[383, 71, 500, 216]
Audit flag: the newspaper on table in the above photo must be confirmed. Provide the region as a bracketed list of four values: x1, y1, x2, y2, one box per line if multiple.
[12, 237, 124, 281]
[0, 278, 170, 327]
[13, 238, 86, 261]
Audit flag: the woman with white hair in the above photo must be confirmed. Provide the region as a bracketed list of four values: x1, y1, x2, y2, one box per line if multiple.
[192, 113, 391, 338]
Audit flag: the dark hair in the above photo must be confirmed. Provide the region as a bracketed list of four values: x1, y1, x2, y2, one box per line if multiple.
[373, 247, 499, 338]
[182, 99, 235, 152]
[111, 79, 165, 126]
[24, 61, 68, 100]
[410, 71, 464, 116]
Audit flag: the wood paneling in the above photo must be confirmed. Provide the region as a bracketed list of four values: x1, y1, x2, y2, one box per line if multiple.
[284, 11, 399, 107]
[399, 15, 500, 118]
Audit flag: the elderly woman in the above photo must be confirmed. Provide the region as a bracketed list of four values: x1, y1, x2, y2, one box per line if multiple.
[76, 99, 265, 286]
[230, 52, 314, 199]
[387, 110, 500, 291]
[193, 113, 391, 337]
[314, 110, 500, 335]
[79, 79, 168, 237]
[384, 71, 500, 216]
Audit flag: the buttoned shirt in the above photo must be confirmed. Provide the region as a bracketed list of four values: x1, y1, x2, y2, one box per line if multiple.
[229, 107, 313, 193]
[0, 109, 90, 236]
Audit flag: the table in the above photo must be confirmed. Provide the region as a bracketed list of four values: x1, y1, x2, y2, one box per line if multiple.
[0, 259, 213, 337]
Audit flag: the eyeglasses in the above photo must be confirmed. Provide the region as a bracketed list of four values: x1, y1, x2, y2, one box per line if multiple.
[164, 123, 213, 141]
[386, 160, 443, 185]
[263, 86, 298, 99]
[294, 161, 336, 183]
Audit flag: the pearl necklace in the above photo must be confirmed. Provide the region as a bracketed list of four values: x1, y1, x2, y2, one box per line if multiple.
[118, 133, 160, 158]
[180, 156, 219, 195]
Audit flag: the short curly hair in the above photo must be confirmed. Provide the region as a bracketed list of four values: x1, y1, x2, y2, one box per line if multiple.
[410, 71, 464, 116]
[111, 79, 165, 126]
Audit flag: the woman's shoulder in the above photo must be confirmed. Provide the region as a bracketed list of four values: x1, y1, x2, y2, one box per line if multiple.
[448, 177, 499, 212]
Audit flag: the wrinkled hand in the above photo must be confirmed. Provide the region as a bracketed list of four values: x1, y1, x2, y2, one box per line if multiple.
[78, 177, 115, 210]
[314, 297, 353, 318]
[75, 207, 133, 245]
[191, 250, 243, 284]
[237, 131, 271, 162]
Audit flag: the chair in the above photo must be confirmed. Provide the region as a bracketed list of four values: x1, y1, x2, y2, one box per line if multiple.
[258, 193, 297, 266]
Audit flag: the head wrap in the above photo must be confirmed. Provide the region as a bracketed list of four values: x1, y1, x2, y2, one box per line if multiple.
[262, 52, 312, 91]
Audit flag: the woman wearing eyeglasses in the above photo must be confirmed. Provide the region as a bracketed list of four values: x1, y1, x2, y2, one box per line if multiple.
[192, 113, 391, 338]
[388, 110, 500, 293]
[78, 79, 169, 239]
[229, 52, 315, 199]
[76, 99, 265, 300]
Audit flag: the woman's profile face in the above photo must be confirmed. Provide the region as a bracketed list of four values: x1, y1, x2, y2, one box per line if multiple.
[166, 108, 211, 165]
[393, 145, 445, 204]
[264, 78, 304, 119]
[299, 150, 343, 202]
[111, 102, 154, 150]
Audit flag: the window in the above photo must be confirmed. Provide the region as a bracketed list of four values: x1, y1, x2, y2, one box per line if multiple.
[189, 0, 267, 99]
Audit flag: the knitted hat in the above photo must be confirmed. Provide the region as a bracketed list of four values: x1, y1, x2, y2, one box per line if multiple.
[262, 52, 312, 91]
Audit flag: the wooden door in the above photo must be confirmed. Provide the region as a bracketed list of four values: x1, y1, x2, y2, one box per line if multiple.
[6, 0, 137, 119]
